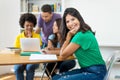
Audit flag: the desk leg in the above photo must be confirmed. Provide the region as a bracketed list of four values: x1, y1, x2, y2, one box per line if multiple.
[41, 62, 58, 80]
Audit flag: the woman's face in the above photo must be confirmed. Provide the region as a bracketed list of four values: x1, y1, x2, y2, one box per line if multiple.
[53, 21, 59, 33]
[65, 14, 80, 31]
[24, 21, 34, 33]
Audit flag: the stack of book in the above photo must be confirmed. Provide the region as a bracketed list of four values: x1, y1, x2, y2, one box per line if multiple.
[50, 2, 61, 12]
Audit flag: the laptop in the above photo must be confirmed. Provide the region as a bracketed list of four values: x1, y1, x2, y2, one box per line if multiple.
[20, 38, 41, 56]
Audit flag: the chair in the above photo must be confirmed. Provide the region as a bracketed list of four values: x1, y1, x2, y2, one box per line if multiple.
[104, 53, 116, 80]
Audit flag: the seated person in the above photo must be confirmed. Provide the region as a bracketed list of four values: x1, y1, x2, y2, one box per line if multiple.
[14, 13, 42, 80]
[53, 8, 107, 80]
[42, 18, 76, 77]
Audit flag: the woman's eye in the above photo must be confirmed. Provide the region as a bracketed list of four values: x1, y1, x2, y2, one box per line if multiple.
[71, 18, 75, 21]
[66, 20, 69, 23]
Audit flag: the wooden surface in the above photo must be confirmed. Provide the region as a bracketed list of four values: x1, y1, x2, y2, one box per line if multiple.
[0, 73, 116, 80]
[0, 53, 75, 65]
[0, 73, 49, 80]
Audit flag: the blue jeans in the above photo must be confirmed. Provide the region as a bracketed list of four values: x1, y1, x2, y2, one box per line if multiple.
[14, 64, 39, 80]
[45, 60, 76, 77]
[52, 64, 107, 80]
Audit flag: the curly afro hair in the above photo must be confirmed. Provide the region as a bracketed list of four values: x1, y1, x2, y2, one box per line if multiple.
[19, 13, 37, 28]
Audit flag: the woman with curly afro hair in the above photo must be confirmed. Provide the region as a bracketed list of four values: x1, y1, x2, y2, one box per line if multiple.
[14, 13, 42, 80]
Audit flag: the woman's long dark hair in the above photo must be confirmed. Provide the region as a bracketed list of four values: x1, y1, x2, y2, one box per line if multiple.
[51, 18, 62, 47]
[60, 8, 95, 45]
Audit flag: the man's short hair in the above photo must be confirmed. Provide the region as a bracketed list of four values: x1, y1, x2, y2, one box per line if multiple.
[41, 4, 52, 13]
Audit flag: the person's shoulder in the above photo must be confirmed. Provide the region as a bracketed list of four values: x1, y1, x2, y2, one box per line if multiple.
[49, 34, 55, 37]
[15, 32, 24, 39]
[32, 32, 40, 37]
[75, 31, 91, 37]
[77, 31, 92, 35]
[18, 31, 24, 37]
[38, 14, 43, 20]
[53, 13, 61, 17]
[48, 34, 55, 40]
[85, 31, 94, 35]
[53, 12, 60, 15]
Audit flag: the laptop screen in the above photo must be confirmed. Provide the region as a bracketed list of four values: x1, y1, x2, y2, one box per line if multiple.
[20, 38, 40, 52]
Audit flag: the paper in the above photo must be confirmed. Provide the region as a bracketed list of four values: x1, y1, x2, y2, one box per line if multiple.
[29, 54, 57, 60]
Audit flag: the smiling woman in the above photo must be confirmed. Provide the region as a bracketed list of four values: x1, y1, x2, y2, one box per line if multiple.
[52, 7, 107, 80]
[13, 13, 42, 80]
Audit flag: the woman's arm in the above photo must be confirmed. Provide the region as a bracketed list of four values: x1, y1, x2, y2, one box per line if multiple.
[35, 26, 41, 34]
[60, 32, 80, 59]
[42, 48, 60, 55]
[47, 40, 54, 50]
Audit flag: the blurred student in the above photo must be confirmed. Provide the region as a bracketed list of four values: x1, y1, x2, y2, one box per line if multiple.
[35, 4, 61, 48]
[14, 13, 42, 80]
[53, 8, 107, 80]
[42, 18, 76, 76]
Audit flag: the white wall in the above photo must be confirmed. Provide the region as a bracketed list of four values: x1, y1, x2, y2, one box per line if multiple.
[100, 46, 120, 79]
[0, 0, 20, 75]
[0, 0, 20, 49]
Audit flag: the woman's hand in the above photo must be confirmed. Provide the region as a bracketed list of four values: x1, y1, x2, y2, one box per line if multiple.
[25, 30, 32, 38]
[27, 30, 32, 38]
[70, 25, 80, 35]
[67, 25, 80, 39]
[41, 47, 53, 54]
[41, 48, 49, 54]
[46, 45, 54, 50]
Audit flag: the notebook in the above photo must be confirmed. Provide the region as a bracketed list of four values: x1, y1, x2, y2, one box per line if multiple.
[20, 38, 41, 56]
